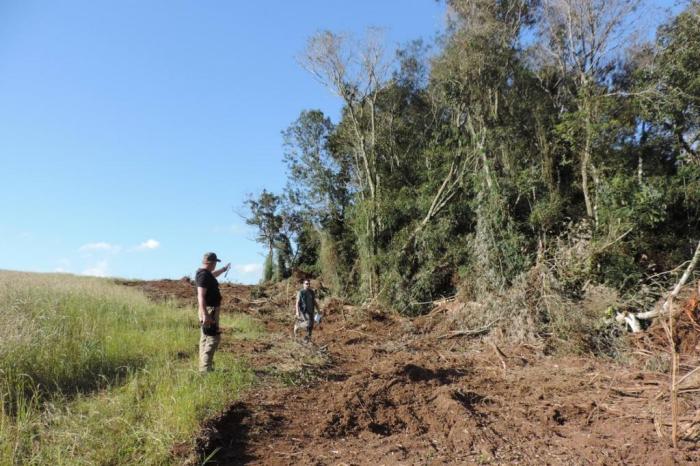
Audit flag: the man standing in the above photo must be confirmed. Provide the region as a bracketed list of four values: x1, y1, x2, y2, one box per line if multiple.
[294, 279, 320, 342]
[196, 252, 230, 372]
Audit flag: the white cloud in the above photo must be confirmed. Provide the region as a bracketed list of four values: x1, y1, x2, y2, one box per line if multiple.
[79, 242, 119, 252]
[82, 260, 109, 277]
[234, 263, 263, 274]
[136, 239, 160, 250]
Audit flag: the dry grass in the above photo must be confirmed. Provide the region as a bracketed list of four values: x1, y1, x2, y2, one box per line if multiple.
[0, 271, 256, 465]
[452, 224, 628, 356]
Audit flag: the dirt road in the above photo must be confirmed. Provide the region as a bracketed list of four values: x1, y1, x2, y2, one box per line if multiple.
[124, 279, 699, 465]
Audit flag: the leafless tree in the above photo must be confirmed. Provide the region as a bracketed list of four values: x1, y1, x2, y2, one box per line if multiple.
[300, 29, 390, 297]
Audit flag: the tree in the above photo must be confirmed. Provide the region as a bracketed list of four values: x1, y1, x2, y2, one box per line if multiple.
[244, 190, 284, 281]
[535, 0, 641, 221]
[428, 0, 536, 292]
[282, 110, 353, 228]
[300, 29, 390, 297]
[637, 1, 700, 163]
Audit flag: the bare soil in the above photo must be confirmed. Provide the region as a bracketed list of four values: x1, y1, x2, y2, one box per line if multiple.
[122, 279, 700, 465]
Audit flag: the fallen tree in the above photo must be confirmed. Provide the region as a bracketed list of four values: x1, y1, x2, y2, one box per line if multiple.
[620, 240, 700, 333]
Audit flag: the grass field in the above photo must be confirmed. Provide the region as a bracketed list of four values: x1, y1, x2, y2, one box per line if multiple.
[0, 271, 256, 465]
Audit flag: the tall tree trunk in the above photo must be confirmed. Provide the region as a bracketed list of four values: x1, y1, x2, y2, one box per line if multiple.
[582, 100, 594, 219]
[638, 122, 647, 185]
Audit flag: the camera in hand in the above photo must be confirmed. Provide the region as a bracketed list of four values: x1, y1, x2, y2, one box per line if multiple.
[201, 323, 220, 336]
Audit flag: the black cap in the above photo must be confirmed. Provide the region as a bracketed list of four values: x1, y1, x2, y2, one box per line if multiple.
[203, 252, 221, 263]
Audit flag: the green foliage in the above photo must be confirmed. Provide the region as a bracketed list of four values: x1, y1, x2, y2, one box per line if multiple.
[597, 175, 667, 230]
[244, 190, 283, 252]
[282, 110, 353, 226]
[467, 186, 531, 294]
[673, 163, 700, 215]
[591, 246, 642, 290]
[294, 222, 322, 275]
[241, 0, 700, 355]
[348, 199, 379, 300]
[318, 230, 344, 295]
[262, 250, 273, 283]
[529, 194, 565, 233]
[384, 228, 463, 316]
[637, 1, 700, 161]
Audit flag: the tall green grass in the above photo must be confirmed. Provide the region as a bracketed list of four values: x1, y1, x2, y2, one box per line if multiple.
[0, 271, 256, 465]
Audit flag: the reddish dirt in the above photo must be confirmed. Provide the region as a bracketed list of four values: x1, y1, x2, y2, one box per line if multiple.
[116, 277, 260, 315]
[123, 279, 700, 465]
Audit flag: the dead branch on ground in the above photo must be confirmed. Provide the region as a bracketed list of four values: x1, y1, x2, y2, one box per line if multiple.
[490, 341, 508, 376]
[436, 319, 500, 340]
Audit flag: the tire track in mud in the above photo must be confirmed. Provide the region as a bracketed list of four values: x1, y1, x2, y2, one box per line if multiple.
[195, 312, 487, 464]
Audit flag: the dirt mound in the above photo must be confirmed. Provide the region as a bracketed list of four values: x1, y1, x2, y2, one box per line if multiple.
[320, 359, 474, 441]
[115, 278, 256, 314]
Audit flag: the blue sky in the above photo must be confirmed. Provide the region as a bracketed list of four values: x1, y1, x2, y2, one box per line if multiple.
[0, 0, 447, 283]
[0, 1, 682, 283]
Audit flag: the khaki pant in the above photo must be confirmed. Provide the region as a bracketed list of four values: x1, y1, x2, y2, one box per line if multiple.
[293, 311, 314, 339]
[199, 306, 221, 372]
